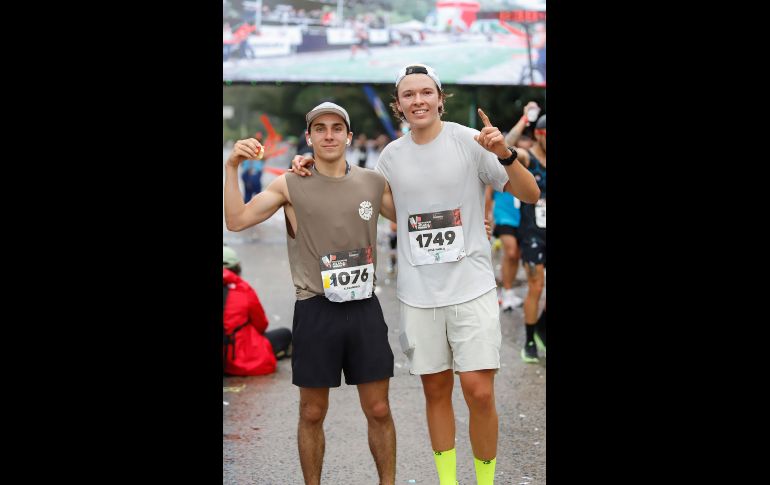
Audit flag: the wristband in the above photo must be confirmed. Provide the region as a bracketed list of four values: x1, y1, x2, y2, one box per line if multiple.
[497, 147, 518, 166]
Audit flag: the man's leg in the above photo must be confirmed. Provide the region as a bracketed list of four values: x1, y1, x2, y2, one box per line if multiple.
[298, 387, 330, 485]
[500, 234, 523, 310]
[443, 290, 501, 484]
[500, 234, 517, 290]
[511, 236, 521, 285]
[399, 300, 454, 483]
[421, 370, 457, 485]
[535, 303, 546, 351]
[522, 262, 545, 363]
[459, 370, 498, 459]
[421, 370, 455, 451]
[459, 370, 498, 484]
[523, 263, 545, 324]
[357, 378, 396, 485]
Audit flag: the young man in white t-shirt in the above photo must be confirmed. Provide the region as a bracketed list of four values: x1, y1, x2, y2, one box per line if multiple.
[377, 64, 539, 485]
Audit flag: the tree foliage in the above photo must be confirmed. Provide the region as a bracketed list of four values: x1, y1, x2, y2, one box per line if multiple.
[224, 83, 545, 145]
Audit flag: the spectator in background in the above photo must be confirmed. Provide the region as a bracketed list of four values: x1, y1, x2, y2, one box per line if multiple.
[284, 135, 299, 159]
[241, 132, 265, 202]
[347, 133, 369, 168]
[223, 23, 234, 62]
[294, 128, 313, 163]
[505, 110, 547, 364]
[386, 221, 398, 274]
[485, 185, 524, 312]
[532, 23, 546, 81]
[505, 101, 540, 148]
[321, 8, 335, 26]
[241, 158, 264, 202]
[350, 15, 371, 60]
[233, 22, 257, 60]
[366, 133, 390, 170]
[223, 246, 292, 376]
[515, 133, 534, 150]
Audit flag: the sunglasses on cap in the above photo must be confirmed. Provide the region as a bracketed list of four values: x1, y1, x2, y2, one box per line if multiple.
[404, 65, 429, 76]
[396, 64, 442, 90]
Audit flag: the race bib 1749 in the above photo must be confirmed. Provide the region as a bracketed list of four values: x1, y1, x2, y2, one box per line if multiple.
[407, 208, 466, 266]
[320, 247, 374, 302]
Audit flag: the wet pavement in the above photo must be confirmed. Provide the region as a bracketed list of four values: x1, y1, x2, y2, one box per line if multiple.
[223, 154, 546, 484]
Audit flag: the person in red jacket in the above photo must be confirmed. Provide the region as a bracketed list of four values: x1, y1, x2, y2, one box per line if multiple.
[223, 245, 292, 376]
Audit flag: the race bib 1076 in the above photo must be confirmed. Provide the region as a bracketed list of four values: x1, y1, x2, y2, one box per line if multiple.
[320, 246, 374, 303]
[407, 208, 466, 266]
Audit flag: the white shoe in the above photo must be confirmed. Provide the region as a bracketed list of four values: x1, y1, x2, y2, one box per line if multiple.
[501, 289, 522, 311]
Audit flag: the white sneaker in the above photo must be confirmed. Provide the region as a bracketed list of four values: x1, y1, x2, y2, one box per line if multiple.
[501, 289, 522, 311]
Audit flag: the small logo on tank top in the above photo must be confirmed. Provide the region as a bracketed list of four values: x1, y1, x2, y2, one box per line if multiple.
[359, 201, 373, 220]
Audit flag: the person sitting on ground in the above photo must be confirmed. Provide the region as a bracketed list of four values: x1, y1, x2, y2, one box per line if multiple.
[223, 245, 292, 376]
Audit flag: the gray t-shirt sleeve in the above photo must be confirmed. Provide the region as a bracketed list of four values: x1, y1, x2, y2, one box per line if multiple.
[374, 146, 390, 182]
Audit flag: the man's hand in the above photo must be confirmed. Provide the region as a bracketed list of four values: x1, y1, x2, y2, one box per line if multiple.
[484, 218, 493, 240]
[474, 109, 511, 160]
[227, 138, 264, 168]
[523, 101, 539, 117]
[287, 154, 315, 177]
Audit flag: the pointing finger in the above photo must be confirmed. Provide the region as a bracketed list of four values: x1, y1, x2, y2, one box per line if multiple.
[478, 108, 492, 127]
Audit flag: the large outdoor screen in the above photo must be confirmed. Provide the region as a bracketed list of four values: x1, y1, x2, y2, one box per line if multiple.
[223, 0, 546, 86]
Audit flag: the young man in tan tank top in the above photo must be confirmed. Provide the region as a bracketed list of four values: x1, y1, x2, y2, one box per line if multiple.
[224, 102, 398, 485]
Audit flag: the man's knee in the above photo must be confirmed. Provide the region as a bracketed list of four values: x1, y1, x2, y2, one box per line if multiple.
[463, 385, 495, 410]
[299, 401, 328, 425]
[503, 242, 518, 260]
[363, 399, 392, 422]
[527, 276, 544, 294]
[422, 374, 453, 402]
[525, 263, 544, 289]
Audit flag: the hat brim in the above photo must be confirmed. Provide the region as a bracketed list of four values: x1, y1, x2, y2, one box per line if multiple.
[306, 109, 350, 130]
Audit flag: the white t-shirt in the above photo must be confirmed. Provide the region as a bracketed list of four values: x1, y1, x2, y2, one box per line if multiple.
[376, 122, 509, 307]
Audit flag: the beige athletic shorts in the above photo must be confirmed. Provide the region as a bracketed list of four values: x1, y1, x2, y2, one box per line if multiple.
[398, 288, 501, 375]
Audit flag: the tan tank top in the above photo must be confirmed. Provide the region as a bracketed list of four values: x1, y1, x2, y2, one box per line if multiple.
[285, 165, 385, 300]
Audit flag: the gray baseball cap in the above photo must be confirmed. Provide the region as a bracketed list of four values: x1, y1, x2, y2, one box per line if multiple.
[306, 102, 351, 131]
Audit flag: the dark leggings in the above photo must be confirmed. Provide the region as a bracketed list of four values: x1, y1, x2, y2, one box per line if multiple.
[265, 327, 292, 359]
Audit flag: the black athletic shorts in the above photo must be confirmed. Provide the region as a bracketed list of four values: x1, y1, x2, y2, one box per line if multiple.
[291, 294, 394, 388]
[492, 224, 520, 240]
[520, 230, 546, 267]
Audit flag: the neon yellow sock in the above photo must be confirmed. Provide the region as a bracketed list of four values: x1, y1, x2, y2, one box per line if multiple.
[474, 456, 496, 485]
[432, 448, 457, 485]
